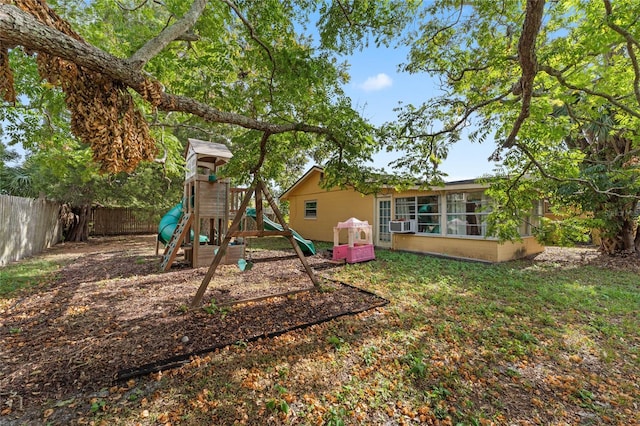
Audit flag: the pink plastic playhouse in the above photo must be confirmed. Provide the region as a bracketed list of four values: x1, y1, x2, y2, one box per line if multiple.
[332, 217, 376, 263]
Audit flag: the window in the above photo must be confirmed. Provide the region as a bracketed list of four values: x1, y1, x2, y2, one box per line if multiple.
[446, 192, 491, 236]
[417, 196, 440, 234]
[304, 200, 317, 219]
[394, 191, 538, 238]
[394, 197, 415, 221]
[394, 195, 441, 234]
[519, 200, 544, 236]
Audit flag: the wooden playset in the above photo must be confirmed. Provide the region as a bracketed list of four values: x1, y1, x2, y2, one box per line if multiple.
[157, 137, 320, 307]
[159, 138, 245, 271]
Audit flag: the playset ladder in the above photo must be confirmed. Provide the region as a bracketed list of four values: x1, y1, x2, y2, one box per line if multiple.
[160, 212, 193, 272]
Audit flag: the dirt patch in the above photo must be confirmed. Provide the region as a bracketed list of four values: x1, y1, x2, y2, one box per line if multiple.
[531, 244, 640, 272]
[0, 235, 386, 419]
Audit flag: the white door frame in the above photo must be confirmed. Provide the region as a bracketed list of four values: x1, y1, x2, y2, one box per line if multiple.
[375, 196, 392, 248]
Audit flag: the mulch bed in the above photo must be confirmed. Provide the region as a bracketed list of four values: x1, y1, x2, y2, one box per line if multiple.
[0, 235, 386, 413]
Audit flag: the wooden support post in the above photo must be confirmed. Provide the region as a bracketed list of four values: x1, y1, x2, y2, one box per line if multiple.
[255, 184, 264, 231]
[258, 180, 320, 288]
[193, 178, 201, 266]
[191, 178, 257, 307]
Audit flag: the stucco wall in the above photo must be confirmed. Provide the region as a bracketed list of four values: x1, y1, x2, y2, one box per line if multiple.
[392, 234, 543, 263]
[495, 237, 545, 262]
[393, 234, 499, 262]
[284, 170, 375, 243]
[282, 167, 546, 262]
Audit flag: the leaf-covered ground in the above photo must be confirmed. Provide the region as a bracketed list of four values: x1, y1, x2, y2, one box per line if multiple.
[1, 235, 639, 425]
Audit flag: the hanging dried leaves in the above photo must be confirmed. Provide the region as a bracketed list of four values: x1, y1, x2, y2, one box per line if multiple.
[3, 0, 158, 173]
[0, 46, 15, 104]
[0, 42, 16, 103]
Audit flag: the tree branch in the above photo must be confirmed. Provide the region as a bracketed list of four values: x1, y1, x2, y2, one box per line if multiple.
[602, 0, 640, 49]
[219, 0, 277, 103]
[503, 161, 533, 211]
[516, 141, 640, 199]
[335, 0, 354, 27]
[115, 0, 149, 13]
[540, 64, 640, 119]
[445, 63, 494, 82]
[125, 0, 207, 70]
[602, 0, 640, 105]
[404, 91, 512, 141]
[502, 0, 545, 148]
[0, 4, 331, 136]
[251, 131, 271, 174]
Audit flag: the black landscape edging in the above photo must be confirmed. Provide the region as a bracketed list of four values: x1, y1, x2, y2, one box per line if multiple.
[116, 280, 389, 382]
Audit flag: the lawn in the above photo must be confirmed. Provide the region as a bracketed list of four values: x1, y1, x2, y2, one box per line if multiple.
[1, 236, 638, 425]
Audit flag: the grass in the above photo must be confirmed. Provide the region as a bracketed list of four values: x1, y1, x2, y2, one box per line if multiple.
[0, 258, 61, 298]
[3, 240, 639, 425]
[325, 250, 640, 423]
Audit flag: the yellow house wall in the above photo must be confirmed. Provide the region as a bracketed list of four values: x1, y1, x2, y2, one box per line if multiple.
[392, 235, 544, 263]
[496, 237, 544, 262]
[283, 168, 545, 262]
[285, 171, 375, 243]
[393, 234, 501, 262]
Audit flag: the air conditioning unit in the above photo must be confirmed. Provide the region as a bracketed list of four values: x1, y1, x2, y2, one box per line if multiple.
[389, 220, 416, 233]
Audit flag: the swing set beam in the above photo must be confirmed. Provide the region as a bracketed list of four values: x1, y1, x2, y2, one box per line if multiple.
[233, 230, 293, 237]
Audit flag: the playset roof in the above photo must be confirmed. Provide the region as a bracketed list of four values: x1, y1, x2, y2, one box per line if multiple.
[186, 138, 233, 164]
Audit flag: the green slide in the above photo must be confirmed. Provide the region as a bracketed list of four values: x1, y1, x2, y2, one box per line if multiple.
[158, 202, 208, 245]
[246, 208, 316, 255]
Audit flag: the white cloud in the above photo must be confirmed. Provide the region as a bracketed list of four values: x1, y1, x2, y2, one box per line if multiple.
[358, 73, 392, 92]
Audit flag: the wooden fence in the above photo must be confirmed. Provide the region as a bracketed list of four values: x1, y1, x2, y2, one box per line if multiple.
[91, 207, 158, 236]
[0, 195, 62, 267]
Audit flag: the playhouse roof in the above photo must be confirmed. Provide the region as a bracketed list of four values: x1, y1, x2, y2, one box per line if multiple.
[186, 138, 233, 165]
[336, 217, 371, 229]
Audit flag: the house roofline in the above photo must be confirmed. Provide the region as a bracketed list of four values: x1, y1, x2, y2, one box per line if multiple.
[280, 166, 492, 199]
[279, 165, 324, 200]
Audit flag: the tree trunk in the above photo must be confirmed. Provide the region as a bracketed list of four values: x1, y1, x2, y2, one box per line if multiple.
[65, 205, 90, 242]
[620, 218, 636, 253]
[599, 218, 638, 256]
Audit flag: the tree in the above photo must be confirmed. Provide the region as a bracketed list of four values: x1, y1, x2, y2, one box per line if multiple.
[550, 105, 640, 253]
[1, 0, 395, 242]
[1, 22, 187, 241]
[0, 141, 23, 194]
[0, 0, 378, 185]
[327, 0, 640, 255]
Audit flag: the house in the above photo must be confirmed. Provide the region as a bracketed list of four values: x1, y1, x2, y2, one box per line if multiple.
[279, 166, 544, 263]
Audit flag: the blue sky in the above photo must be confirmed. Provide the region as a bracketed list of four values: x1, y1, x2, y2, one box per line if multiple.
[339, 45, 499, 181]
